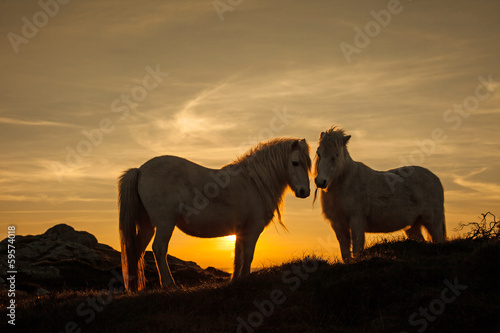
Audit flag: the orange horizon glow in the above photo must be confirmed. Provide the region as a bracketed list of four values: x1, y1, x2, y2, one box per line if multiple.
[0, 1, 499, 274]
[0, 192, 489, 273]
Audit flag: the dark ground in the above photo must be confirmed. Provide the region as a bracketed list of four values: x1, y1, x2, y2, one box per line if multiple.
[1, 235, 499, 333]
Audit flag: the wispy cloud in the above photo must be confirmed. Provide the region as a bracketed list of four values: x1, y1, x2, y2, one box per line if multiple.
[0, 116, 75, 127]
[0, 193, 114, 203]
[452, 168, 500, 196]
[176, 80, 230, 115]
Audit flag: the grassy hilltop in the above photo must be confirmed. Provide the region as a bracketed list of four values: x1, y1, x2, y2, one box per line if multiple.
[1, 217, 499, 333]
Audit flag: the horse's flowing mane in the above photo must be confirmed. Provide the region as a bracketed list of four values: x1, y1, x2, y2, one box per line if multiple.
[227, 138, 311, 229]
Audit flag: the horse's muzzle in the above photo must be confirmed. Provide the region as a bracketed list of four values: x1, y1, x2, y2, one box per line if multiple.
[295, 188, 310, 198]
[315, 177, 328, 189]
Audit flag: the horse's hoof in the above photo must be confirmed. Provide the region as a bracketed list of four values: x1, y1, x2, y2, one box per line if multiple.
[160, 283, 180, 291]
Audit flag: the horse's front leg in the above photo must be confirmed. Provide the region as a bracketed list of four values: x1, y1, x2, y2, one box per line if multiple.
[330, 219, 351, 262]
[238, 227, 263, 278]
[231, 238, 244, 282]
[350, 215, 366, 257]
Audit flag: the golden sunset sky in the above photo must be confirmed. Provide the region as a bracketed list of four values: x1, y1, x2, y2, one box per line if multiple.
[1, 0, 499, 271]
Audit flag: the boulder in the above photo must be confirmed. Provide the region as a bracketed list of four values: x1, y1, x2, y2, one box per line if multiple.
[43, 224, 97, 248]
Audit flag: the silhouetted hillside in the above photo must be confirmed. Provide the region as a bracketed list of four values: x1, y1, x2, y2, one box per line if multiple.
[1, 222, 499, 332]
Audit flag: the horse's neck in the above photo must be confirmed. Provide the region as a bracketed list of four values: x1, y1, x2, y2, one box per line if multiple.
[336, 151, 356, 182]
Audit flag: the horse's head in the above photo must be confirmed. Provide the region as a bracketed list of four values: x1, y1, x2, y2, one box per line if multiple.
[287, 139, 311, 198]
[314, 127, 351, 189]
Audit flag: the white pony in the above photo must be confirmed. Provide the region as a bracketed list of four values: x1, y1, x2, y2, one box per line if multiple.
[314, 127, 446, 262]
[119, 138, 311, 291]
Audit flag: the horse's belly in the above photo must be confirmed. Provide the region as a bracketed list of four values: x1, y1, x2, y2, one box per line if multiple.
[365, 222, 409, 233]
[175, 215, 239, 238]
[365, 209, 416, 233]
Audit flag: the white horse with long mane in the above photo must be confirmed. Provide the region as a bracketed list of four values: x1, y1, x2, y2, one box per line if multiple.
[119, 138, 311, 291]
[314, 127, 446, 261]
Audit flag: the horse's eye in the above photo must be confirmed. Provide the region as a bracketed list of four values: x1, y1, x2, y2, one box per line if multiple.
[292, 161, 299, 167]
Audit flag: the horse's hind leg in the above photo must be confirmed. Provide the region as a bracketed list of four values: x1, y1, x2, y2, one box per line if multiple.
[132, 218, 155, 289]
[152, 219, 177, 288]
[405, 222, 425, 241]
[137, 218, 155, 256]
[422, 212, 446, 243]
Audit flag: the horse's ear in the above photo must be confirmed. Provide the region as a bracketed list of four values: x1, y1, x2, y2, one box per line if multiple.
[291, 139, 300, 150]
[320, 132, 325, 139]
[299, 138, 308, 149]
[343, 135, 351, 145]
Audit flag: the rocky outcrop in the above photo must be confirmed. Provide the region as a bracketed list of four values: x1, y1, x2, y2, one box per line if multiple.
[0, 224, 229, 293]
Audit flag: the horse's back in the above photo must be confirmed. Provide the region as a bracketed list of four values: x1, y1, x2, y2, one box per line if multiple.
[140, 155, 208, 175]
[139, 155, 219, 186]
[135, 155, 255, 231]
[137, 156, 212, 206]
[383, 165, 444, 219]
[388, 165, 443, 202]
[360, 165, 444, 232]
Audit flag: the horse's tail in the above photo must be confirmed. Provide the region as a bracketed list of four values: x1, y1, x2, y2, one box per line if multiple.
[441, 212, 447, 241]
[436, 182, 447, 242]
[118, 168, 147, 292]
[440, 180, 447, 242]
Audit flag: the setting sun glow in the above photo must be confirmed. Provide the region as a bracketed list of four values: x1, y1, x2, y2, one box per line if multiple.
[218, 235, 236, 251]
[225, 235, 237, 242]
